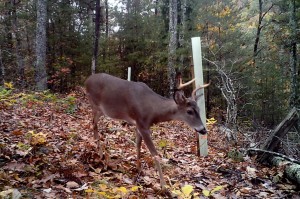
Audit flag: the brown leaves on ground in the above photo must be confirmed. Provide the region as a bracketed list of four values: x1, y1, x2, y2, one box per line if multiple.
[0, 89, 299, 198]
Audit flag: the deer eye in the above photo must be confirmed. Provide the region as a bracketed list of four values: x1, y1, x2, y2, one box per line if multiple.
[187, 110, 193, 115]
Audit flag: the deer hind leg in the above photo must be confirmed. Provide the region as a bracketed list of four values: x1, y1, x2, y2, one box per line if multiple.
[137, 126, 166, 189]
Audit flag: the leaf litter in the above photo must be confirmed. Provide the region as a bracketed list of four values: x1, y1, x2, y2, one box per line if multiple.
[0, 89, 299, 198]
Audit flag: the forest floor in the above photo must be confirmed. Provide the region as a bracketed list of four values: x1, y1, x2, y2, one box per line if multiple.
[0, 88, 299, 199]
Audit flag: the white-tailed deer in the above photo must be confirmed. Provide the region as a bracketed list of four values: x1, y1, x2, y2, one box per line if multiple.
[85, 73, 209, 189]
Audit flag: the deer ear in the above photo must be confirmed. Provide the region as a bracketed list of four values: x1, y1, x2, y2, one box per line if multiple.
[174, 90, 187, 105]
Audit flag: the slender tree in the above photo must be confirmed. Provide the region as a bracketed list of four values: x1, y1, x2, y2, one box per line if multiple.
[253, 0, 273, 66]
[179, 0, 187, 69]
[91, 0, 101, 74]
[0, 49, 4, 85]
[35, 0, 47, 91]
[253, 0, 263, 66]
[289, 0, 298, 108]
[103, 0, 108, 62]
[168, 0, 178, 96]
[10, 0, 24, 87]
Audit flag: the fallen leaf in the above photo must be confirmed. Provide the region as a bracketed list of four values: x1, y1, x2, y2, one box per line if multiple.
[143, 176, 153, 185]
[117, 186, 128, 194]
[74, 183, 88, 191]
[12, 129, 23, 135]
[2, 162, 26, 172]
[202, 189, 210, 197]
[239, 187, 251, 194]
[123, 176, 133, 184]
[182, 184, 193, 196]
[0, 189, 21, 199]
[258, 192, 269, 197]
[246, 166, 257, 178]
[43, 188, 52, 193]
[211, 185, 223, 194]
[131, 186, 140, 192]
[66, 181, 79, 189]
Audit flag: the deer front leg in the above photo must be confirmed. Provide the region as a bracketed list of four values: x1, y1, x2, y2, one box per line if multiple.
[92, 110, 103, 158]
[137, 126, 166, 189]
[136, 130, 142, 172]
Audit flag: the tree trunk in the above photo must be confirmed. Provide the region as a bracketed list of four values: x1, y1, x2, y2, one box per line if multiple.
[204, 58, 238, 129]
[88, 1, 94, 74]
[248, 149, 300, 185]
[103, 0, 109, 62]
[258, 107, 299, 163]
[289, 0, 298, 109]
[270, 157, 300, 185]
[35, 0, 47, 91]
[168, 0, 178, 97]
[0, 49, 4, 85]
[154, 0, 158, 16]
[179, 0, 186, 70]
[92, 0, 101, 74]
[205, 22, 211, 115]
[253, 0, 273, 66]
[219, 69, 238, 128]
[253, 0, 263, 66]
[11, 0, 24, 88]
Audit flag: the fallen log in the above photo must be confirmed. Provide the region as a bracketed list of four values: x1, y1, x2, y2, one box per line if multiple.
[258, 107, 299, 163]
[247, 148, 300, 186]
[270, 156, 300, 185]
[247, 108, 300, 186]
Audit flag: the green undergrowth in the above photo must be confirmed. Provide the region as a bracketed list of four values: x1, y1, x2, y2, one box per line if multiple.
[0, 83, 76, 114]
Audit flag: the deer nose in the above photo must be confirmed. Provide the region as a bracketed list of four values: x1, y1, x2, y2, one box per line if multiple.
[197, 128, 207, 135]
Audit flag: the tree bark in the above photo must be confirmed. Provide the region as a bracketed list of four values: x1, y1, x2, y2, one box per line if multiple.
[92, 0, 101, 74]
[248, 149, 300, 185]
[11, 0, 24, 88]
[0, 49, 4, 85]
[87, 0, 93, 73]
[270, 157, 300, 185]
[204, 58, 238, 129]
[253, 0, 273, 66]
[154, 0, 158, 16]
[35, 0, 47, 91]
[289, 0, 298, 109]
[103, 0, 109, 62]
[179, 0, 186, 70]
[168, 0, 178, 97]
[253, 0, 263, 65]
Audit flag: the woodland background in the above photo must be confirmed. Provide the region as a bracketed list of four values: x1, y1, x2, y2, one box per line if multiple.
[0, 0, 300, 198]
[0, 0, 299, 129]
[0, 0, 299, 127]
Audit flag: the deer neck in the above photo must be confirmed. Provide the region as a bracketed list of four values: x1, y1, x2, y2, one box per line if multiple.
[151, 97, 178, 124]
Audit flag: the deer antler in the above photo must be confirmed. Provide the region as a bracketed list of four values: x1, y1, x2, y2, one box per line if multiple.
[177, 77, 196, 89]
[192, 82, 210, 100]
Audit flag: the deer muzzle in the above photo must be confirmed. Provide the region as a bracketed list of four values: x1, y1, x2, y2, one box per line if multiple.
[196, 128, 207, 135]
